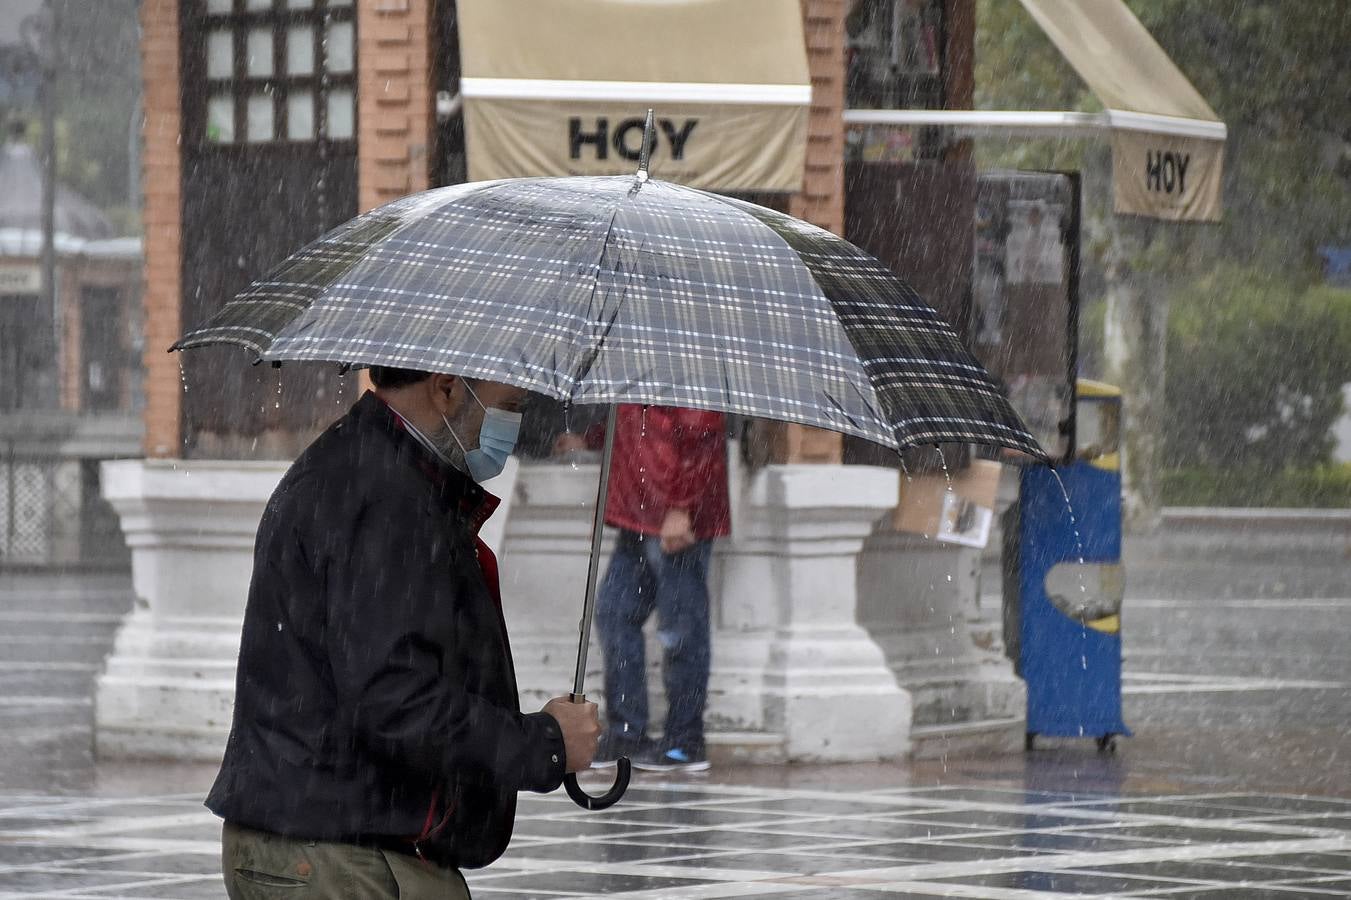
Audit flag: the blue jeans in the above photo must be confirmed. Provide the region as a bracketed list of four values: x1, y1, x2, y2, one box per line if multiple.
[596, 529, 711, 752]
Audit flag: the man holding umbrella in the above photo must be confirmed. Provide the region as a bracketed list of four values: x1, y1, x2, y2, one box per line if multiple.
[176, 153, 1043, 823]
[207, 367, 600, 898]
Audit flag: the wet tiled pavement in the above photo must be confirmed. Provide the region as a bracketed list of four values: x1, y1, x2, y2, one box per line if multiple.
[1, 535, 1348, 897]
[2, 782, 1350, 897]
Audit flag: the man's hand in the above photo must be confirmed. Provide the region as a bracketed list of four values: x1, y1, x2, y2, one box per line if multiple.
[541, 696, 601, 773]
[659, 508, 697, 555]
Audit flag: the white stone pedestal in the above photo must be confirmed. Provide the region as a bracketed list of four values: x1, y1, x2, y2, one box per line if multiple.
[97, 458, 920, 765]
[94, 455, 516, 763]
[502, 463, 912, 763]
[96, 459, 287, 760]
[858, 531, 1024, 730]
[728, 465, 913, 761]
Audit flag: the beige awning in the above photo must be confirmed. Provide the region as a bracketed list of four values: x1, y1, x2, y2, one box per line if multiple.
[1017, 0, 1225, 222]
[457, 0, 811, 192]
[844, 0, 1226, 222]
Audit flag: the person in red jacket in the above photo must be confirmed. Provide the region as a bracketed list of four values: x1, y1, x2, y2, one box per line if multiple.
[566, 404, 730, 772]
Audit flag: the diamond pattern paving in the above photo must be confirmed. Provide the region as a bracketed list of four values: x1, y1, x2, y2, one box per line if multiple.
[2, 782, 1349, 898]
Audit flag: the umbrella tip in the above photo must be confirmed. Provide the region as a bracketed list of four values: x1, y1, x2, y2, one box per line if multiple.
[636, 108, 655, 182]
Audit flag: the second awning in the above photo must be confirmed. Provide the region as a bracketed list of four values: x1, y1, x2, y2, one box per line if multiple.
[1017, 0, 1226, 222]
[842, 0, 1227, 222]
[457, 0, 812, 193]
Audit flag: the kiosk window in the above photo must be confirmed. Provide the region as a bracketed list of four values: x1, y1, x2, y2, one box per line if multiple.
[192, 0, 355, 146]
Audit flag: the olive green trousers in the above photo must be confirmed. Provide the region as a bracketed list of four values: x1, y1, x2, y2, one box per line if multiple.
[222, 821, 471, 899]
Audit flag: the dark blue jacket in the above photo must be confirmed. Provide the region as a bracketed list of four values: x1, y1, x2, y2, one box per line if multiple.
[206, 392, 564, 868]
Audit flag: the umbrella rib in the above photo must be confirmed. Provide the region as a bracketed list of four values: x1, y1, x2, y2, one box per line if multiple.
[565, 191, 631, 396]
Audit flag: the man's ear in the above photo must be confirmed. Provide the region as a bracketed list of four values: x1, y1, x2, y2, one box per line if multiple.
[427, 373, 460, 416]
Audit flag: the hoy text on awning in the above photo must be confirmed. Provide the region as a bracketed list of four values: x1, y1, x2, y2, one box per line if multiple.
[1146, 149, 1191, 195]
[569, 117, 699, 162]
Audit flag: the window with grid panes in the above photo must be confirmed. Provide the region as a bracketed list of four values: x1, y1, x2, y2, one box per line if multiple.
[196, 0, 355, 146]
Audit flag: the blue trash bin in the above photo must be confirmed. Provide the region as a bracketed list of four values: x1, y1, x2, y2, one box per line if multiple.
[1007, 380, 1131, 751]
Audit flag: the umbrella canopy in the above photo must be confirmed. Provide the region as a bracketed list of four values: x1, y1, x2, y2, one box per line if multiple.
[174, 175, 1043, 459]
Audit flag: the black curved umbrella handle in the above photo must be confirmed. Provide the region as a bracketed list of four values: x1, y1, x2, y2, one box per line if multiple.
[563, 411, 630, 813]
[564, 758, 631, 811]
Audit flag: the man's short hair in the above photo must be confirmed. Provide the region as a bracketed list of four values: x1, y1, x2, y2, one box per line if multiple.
[368, 366, 433, 390]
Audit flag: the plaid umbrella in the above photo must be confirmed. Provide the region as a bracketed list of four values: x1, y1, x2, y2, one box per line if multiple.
[174, 175, 1044, 460]
[175, 167, 1046, 812]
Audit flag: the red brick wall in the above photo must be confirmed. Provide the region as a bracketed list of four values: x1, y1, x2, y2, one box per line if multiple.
[357, 0, 434, 213]
[354, 0, 436, 396]
[140, 0, 182, 457]
[790, 0, 847, 239]
[773, 0, 847, 462]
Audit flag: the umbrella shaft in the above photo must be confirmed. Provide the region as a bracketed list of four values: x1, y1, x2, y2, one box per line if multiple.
[573, 404, 619, 696]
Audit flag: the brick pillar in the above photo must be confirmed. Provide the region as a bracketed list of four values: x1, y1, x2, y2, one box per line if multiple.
[791, 0, 846, 237]
[140, 0, 182, 457]
[357, 0, 434, 213]
[767, 0, 848, 463]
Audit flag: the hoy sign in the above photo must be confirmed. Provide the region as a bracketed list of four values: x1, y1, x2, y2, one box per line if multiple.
[1112, 131, 1222, 222]
[1145, 149, 1190, 196]
[568, 116, 698, 162]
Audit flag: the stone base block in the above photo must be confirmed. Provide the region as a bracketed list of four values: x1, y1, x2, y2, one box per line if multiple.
[93, 457, 1025, 766]
[858, 527, 1025, 738]
[96, 459, 285, 762]
[94, 608, 238, 762]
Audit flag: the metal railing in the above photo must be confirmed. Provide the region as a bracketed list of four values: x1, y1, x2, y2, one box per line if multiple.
[0, 413, 139, 570]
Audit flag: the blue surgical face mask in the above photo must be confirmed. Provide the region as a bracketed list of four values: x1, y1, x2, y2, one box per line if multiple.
[443, 382, 521, 483]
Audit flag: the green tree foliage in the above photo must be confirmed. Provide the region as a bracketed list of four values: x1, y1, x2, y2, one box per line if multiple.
[1164, 268, 1351, 470]
[1160, 463, 1351, 508]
